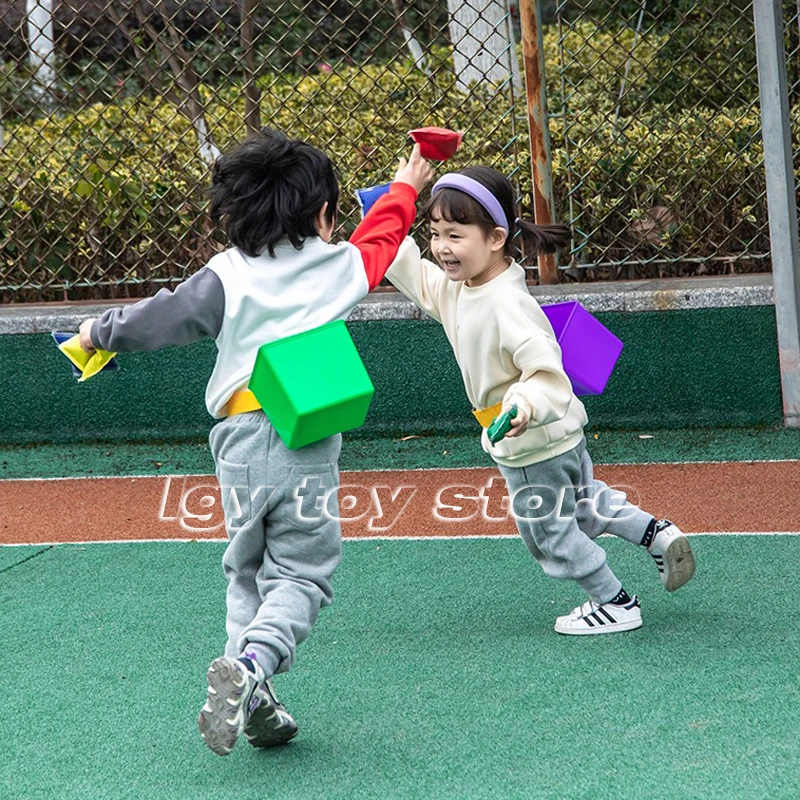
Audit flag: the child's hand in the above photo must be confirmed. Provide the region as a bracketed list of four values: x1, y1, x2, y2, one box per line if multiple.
[79, 318, 97, 354]
[394, 144, 433, 195]
[504, 404, 530, 438]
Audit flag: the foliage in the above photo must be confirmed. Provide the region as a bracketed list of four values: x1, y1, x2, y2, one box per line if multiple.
[0, 18, 787, 298]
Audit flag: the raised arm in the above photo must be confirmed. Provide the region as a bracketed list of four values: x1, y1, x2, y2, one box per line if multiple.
[348, 145, 433, 290]
[384, 237, 448, 323]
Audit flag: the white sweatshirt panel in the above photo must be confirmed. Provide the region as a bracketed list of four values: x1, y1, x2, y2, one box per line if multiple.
[205, 238, 369, 418]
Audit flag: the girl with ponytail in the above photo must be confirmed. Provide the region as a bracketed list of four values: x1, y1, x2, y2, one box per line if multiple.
[422, 164, 571, 270]
[386, 164, 694, 636]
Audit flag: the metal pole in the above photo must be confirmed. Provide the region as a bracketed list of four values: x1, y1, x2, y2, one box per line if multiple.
[611, 0, 647, 137]
[754, 0, 800, 427]
[518, 0, 558, 284]
[504, 0, 524, 91]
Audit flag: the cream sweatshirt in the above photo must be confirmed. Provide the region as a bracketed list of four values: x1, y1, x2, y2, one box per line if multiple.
[387, 238, 588, 467]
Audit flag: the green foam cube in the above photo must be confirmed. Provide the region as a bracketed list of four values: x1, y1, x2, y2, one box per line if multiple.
[248, 320, 375, 449]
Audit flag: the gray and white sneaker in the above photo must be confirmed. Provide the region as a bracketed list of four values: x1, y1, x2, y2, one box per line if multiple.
[554, 595, 642, 635]
[648, 520, 695, 592]
[198, 657, 263, 756]
[244, 678, 298, 749]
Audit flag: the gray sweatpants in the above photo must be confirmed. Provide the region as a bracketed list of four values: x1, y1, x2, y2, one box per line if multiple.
[208, 411, 342, 679]
[498, 437, 654, 604]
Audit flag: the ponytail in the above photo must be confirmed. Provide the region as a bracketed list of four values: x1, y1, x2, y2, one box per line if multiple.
[515, 219, 571, 257]
[428, 164, 572, 260]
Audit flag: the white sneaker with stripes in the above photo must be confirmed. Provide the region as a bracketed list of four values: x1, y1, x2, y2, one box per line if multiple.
[648, 520, 696, 592]
[554, 595, 642, 635]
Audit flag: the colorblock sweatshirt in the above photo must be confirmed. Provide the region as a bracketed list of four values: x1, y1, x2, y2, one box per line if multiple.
[386, 237, 588, 468]
[91, 182, 419, 418]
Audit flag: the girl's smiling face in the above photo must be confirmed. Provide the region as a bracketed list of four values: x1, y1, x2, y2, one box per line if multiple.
[429, 218, 509, 287]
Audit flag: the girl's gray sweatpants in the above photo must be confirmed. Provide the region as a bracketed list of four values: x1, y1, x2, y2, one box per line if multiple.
[209, 411, 342, 679]
[498, 437, 654, 604]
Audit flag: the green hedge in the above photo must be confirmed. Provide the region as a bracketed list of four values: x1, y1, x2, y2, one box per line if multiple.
[0, 21, 789, 299]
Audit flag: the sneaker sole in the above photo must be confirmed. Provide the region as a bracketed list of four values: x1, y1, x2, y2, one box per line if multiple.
[554, 617, 642, 635]
[197, 658, 249, 756]
[245, 705, 299, 749]
[661, 535, 696, 592]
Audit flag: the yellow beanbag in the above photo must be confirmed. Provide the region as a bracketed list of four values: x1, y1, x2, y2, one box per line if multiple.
[57, 334, 118, 382]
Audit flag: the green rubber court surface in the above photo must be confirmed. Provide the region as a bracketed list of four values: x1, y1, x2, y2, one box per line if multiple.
[2, 428, 799, 799]
[3, 537, 799, 800]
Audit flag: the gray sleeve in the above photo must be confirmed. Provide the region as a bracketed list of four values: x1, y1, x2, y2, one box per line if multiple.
[90, 267, 225, 352]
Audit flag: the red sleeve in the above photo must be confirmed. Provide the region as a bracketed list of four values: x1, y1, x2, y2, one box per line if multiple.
[349, 181, 418, 291]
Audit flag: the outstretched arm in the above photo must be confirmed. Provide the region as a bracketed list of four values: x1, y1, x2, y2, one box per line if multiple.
[79, 267, 224, 354]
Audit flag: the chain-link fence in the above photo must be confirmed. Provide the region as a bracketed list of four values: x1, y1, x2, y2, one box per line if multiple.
[1, 0, 528, 301]
[552, 0, 797, 281]
[0, 0, 797, 300]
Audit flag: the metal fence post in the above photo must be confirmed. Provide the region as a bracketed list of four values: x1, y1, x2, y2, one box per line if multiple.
[753, 0, 800, 427]
[518, 0, 558, 284]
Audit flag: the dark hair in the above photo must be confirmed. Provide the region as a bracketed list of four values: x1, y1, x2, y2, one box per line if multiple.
[210, 128, 339, 258]
[422, 165, 570, 258]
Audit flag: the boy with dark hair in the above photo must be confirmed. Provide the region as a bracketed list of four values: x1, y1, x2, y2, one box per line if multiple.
[78, 129, 433, 755]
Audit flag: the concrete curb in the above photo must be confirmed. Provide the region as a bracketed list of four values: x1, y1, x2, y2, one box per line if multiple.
[0, 274, 774, 334]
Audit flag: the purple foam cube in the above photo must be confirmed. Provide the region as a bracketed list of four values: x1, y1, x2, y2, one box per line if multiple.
[540, 301, 623, 395]
[355, 183, 391, 217]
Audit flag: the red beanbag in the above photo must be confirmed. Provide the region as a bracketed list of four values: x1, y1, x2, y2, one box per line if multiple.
[408, 127, 463, 161]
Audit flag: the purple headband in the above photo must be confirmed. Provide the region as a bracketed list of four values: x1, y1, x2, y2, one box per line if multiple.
[431, 174, 509, 231]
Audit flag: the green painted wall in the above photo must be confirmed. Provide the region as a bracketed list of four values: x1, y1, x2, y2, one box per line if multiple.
[0, 306, 782, 445]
